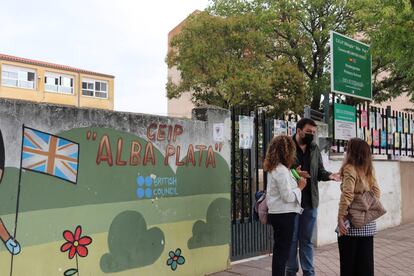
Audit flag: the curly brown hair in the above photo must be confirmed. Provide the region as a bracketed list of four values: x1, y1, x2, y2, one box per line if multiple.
[263, 135, 296, 172]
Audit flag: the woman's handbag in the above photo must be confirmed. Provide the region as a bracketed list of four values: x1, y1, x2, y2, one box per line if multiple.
[348, 191, 387, 228]
[254, 191, 269, 225]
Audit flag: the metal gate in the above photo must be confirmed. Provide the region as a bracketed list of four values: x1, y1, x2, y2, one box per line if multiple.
[230, 107, 324, 260]
[230, 108, 293, 261]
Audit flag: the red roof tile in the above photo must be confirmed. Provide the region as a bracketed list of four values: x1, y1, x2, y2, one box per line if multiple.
[0, 53, 114, 78]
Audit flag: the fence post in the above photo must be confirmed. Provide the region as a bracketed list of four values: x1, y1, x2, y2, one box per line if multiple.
[323, 92, 330, 124]
[386, 106, 392, 159]
[304, 105, 311, 119]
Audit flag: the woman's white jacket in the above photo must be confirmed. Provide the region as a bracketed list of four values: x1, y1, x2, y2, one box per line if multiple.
[266, 164, 303, 214]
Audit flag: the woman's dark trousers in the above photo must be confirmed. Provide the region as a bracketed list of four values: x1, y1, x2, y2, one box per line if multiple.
[268, 213, 297, 276]
[338, 235, 374, 276]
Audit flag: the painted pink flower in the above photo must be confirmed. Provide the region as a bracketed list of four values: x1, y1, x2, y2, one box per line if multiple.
[60, 225, 92, 259]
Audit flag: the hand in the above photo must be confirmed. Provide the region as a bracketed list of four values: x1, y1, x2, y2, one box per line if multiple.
[337, 217, 349, 236]
[329, 172, 341, 182]
[5, 238, 21, 255]
[296, 166, 310, 178]
[298, 177, 307, 191]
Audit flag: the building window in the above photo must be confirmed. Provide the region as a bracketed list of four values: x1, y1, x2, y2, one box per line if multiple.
[44, 73, 74, 94]
[82, 79, 108, 98]
[1, 65, 36, 90]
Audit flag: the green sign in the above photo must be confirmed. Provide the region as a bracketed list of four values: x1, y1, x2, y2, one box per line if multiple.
[331, 31, 372, 100]
[334, 103, 356, 140]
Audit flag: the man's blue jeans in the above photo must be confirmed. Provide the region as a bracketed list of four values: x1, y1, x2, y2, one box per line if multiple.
[286, 208, 318, 276]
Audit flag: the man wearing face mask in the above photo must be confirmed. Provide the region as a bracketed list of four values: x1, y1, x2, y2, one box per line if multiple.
[286, 118, 340, 276]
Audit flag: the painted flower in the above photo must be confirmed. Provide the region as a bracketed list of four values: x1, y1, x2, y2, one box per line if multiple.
[60, 225, 92, 259]
[166, 248, 185, 271]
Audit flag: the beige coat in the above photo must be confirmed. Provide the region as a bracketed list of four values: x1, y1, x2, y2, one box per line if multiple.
[338, 164, 381, 219]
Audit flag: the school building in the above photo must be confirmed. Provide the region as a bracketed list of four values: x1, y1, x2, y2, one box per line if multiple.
[0, 53, 114, 110]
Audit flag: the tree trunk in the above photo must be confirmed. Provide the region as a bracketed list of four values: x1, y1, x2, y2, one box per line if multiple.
[310, 93, 321, 111]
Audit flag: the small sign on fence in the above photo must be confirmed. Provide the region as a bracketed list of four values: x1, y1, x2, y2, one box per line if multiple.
[334, 103, 356, 141]
[239, 116, 254, 149]
[213, 123, 224, 142]
[273, 120, 287, 136]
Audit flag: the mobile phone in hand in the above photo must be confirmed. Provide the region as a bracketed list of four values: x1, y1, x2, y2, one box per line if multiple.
[335, 219, 350, 236]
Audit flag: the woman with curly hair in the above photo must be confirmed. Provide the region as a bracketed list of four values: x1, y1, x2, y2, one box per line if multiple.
[264, 135, 307, 276]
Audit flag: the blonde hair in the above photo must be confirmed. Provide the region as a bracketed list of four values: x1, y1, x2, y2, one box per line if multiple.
[341, 138, 376, 186]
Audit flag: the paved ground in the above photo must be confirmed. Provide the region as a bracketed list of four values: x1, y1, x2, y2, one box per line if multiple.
[210, 222, 414, 276]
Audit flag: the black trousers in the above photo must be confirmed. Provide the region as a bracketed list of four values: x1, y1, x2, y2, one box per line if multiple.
[268, 213, 297, 276]
[338, 235, 374, 276]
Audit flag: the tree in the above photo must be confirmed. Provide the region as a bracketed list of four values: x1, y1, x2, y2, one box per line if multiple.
[166, 11, 307, 116]
[168, 0, 414, 113]
[356, 0, 414, 102]
[209, 0, 361, 110]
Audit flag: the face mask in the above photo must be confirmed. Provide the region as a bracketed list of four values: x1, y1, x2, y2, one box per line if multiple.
[302, 133, 314, 145]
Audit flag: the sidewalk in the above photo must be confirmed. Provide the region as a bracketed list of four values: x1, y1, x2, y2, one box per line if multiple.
[210, 222, 414, 276]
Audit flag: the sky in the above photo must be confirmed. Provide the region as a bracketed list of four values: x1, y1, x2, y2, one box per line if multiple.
[0, 0, 209, 116]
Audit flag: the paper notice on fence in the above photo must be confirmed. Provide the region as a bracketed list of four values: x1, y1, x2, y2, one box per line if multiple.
[411, 120, 414, 134]
[365, 129, 372, 146]
[404, 119, 409, 134]
[274, 120, 287, 136]
[388, 133, 393, 146]
[395, 133, 400, 148]
[377, 113, 382, 130]
[334, 103, 356, 141]
[361, 110, 368, 128]
[288, 121, 297, 136]
[381, 131, 387, 148]
[398, 117, 403, 132]
[373, 130, 380, 147]
[239, 116, 254, 149]
[392, 118, 397, 133]
[357, 127, 364, 140]
[370, 112, 375, 129]
[402, 134, 406, 149]
[213, 123, 224, 142]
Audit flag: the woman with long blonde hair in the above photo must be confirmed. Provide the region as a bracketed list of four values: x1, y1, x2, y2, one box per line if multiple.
[337, 138, 381, 276]
[264, 135, 306, 276]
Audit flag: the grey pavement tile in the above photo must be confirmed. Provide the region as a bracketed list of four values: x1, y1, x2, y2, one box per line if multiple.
[209, 222, 414, 276]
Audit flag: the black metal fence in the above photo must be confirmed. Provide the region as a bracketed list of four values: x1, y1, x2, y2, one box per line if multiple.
[230, 102, 414, 261]
[332, 102, 414, 157]
[230, 108, 298, 260]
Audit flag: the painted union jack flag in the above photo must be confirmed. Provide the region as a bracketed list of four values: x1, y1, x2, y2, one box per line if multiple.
[21, 127, 79, 183]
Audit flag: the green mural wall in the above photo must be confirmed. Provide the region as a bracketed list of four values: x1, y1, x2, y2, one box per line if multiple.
[0, 103, 231, 276]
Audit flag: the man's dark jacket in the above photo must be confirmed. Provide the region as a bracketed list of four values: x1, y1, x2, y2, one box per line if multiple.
[294, 136, 332, 208]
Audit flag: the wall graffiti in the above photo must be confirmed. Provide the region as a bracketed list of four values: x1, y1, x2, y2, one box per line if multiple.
[60, 225, 93, 276]
[136, 174, 178, 199]
[166, 248, 186, 271]
[100, 210, 165, 273]
[0, 129, 20, 256]
[0, 100, 230, 276]
[92, 123, 222, 168]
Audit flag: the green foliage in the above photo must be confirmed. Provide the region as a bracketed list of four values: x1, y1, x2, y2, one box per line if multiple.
[167, 11, 307, 116]
[167, 1, 361, 112]
[169, 0, 414, 110]
[211, 0, 362, 110]
[356, 0, 414, 102]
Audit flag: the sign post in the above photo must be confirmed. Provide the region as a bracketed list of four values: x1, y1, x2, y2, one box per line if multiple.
[331, 31, 372, 100]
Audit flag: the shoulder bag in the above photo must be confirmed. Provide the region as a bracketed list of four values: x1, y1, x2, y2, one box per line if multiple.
[348, 190, 386, 228]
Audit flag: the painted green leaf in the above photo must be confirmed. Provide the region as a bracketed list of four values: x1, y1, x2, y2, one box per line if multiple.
[63, 268, 78, 276]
